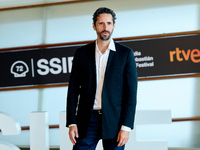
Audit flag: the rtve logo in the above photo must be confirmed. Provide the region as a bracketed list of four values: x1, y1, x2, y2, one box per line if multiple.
[169, 48, 200, 63]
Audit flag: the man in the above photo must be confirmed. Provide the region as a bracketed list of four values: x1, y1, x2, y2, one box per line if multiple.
[66, 7, 137, 150]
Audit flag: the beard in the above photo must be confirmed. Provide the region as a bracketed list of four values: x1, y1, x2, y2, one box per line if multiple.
[97, 30, 113, 41]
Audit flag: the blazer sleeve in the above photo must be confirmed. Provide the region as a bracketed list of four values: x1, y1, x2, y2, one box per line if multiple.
[66, 49, 81, 127]
[122, 49, 138, 129]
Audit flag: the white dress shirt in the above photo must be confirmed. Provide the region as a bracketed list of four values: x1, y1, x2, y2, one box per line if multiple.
[93, 39, 114, 110]
[93, 39, 130, 132]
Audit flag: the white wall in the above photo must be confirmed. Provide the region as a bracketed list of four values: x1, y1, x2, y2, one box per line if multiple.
[0, 0, 200, 148]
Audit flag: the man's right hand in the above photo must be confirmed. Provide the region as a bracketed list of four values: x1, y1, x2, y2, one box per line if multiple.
[68, 125, 79, 145]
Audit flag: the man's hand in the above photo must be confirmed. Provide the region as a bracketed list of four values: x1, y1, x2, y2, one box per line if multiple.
[117, 130, 130, 147]
[68, 125, 79, 145]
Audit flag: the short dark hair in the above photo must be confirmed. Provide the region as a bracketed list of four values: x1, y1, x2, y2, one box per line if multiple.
[93, 7, 116, 25]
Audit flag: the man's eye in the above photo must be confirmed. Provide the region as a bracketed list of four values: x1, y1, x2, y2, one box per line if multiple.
[99, 23, 103, 25]
[108, 22, 111, 25]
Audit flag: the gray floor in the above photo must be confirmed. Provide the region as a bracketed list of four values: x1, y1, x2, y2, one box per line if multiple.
[19, 148, 200, 150]
[169, 149, 200, 150]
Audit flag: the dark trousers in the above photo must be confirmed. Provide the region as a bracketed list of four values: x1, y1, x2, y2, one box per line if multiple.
[73, 112, 125, 150]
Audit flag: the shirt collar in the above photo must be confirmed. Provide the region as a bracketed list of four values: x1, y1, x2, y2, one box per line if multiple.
[95, 38, 116, 52]
[108, 38, 116, 52]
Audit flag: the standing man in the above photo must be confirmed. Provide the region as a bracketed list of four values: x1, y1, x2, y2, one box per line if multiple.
[66, 7, 137, 150]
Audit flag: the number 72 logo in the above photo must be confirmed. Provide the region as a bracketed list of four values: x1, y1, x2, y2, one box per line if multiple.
[10, 61, 29, 78]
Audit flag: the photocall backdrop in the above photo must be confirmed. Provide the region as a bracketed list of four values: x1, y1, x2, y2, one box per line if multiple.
[0, 34, 200, 89]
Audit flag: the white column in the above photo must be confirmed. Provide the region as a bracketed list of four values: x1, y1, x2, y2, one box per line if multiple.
[30, 111, 49, 150]
[59, 111, 72, 150]
[126, 110, 171, 150]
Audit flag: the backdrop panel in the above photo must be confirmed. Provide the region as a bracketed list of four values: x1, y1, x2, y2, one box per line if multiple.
[0, 34, 200, 89]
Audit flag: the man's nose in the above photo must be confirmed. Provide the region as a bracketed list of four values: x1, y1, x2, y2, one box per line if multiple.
[103, 23, 108, 30]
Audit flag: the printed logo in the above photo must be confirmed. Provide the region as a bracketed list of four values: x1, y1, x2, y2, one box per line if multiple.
[10, 61, 29, 78]
[170, 48, 200, 63]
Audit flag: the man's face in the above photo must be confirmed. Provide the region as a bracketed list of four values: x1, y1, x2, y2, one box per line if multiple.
[93, 13, 115, 41]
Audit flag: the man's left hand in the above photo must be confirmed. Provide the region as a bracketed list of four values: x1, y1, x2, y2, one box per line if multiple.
[117, 130, 130, 147]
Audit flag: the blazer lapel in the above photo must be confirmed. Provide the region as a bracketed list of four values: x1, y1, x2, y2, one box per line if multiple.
[106, 50, 115, 72]
[90, 42, 96, 82]
[106, 41, 117, 72]
[104, 50, 115, 81]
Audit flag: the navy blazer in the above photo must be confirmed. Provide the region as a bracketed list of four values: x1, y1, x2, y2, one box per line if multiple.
[66, 41, 138, 139]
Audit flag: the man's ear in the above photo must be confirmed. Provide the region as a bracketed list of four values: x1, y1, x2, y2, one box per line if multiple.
[92, 23, 96, 31]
